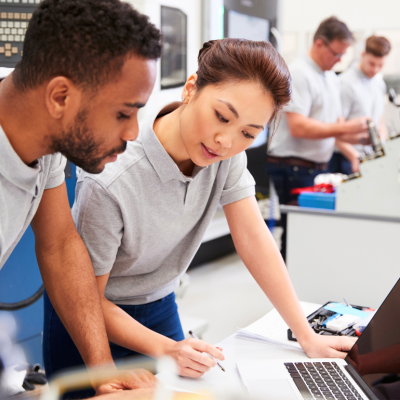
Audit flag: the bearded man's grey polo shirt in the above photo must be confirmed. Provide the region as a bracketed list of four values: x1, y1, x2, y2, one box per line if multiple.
[340, 64, 386, 154]
[0, 126, 66, 268]
[268, 55, 342, 163]
[72, 108, 256, 305]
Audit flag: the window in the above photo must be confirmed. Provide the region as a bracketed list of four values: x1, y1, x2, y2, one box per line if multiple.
[160, 6, 187, 90]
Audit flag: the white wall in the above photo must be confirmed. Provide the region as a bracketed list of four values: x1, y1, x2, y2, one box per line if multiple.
[282, 0, 400, 33]
[126, 0, 202, 119]
[281, 0, 400, 74]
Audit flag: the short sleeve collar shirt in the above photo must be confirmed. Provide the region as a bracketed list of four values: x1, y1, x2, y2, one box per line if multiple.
[72, 108, 256, 305]
[0, 126, 66, 268]
[340, 64, 386, 126]
[268, 55, 342, 163]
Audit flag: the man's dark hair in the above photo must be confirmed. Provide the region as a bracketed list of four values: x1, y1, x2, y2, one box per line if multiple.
[13, 0, 162, 91]
[313, 16, 354, 44]
[366, 35, 391, 57]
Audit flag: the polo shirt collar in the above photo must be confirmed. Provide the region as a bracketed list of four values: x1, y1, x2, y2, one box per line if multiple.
[303, 54, 324, 75]
[141, 110, 206, 184]
[0, 125, 41, 196]
[354, 65, 370, 81]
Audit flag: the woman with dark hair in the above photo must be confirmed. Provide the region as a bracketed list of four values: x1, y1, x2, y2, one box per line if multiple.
[45, 38, 355, 383]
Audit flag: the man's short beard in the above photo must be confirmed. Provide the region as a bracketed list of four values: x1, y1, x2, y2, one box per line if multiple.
[50, 109, 126, 174]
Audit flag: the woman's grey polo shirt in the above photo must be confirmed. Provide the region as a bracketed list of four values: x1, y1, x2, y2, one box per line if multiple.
[72, 109, 256, 305]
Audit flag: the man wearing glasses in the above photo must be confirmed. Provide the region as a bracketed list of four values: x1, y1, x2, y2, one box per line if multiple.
[266, 16, 369, 261]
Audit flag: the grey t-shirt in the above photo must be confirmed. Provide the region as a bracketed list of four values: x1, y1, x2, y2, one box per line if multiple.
[0, 126, 66, 269]
[340, 64, 386, 154]
[268, 55, 342, 163]
[72, 108, 256, 305]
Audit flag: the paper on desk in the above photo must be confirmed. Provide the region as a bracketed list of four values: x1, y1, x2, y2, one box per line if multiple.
[157, 365, 237, 395]
[236, 302, 321, 352]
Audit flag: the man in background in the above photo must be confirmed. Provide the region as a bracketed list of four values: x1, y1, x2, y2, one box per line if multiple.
[266, 16, 369, 260]
[331, 35, 391, 174]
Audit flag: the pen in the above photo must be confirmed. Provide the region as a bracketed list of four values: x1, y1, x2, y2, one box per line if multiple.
[343, 298, 352, 308]
[188, 330, 225, 372]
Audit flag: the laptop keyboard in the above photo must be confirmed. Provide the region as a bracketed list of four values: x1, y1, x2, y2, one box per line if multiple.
[284, 362, 363, 399]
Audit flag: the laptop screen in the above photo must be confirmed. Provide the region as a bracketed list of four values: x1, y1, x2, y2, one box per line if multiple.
[345, 279, 400, 400]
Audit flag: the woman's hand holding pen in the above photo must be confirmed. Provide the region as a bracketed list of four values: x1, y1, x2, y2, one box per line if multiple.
[164, 338, 225, 378]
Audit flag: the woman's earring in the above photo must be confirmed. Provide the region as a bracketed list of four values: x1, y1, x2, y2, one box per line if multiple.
[182, 97, 186, 101]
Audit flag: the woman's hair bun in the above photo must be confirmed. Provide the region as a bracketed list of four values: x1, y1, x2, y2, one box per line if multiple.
[198, 40, 219, 63]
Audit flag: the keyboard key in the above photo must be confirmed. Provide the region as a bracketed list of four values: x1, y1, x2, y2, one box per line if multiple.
[290, 373, 301, 378]
[314, 362, 323, 367]
[292, 378, 313, 398]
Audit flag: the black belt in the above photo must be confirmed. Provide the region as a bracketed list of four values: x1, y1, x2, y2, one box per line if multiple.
[266, 156, 329, 171]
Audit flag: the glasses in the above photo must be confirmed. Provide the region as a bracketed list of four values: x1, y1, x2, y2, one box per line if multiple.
[319, 37, 346, 59]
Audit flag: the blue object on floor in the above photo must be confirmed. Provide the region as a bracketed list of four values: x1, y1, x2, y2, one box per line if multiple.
[298, 192, 336, 210]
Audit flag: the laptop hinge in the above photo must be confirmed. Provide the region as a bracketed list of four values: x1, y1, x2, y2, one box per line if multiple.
[344, 364, 379, 400]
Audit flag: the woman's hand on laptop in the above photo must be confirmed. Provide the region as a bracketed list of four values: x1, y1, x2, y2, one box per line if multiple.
[299, 333, 357, 359]
[164, 338, 225, 378]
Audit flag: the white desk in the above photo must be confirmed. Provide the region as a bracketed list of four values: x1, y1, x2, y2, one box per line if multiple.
[157, 303, 320, 395]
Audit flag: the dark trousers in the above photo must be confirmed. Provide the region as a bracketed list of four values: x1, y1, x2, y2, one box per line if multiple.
[43, 290, 184, 398]
[265, 162, 327, 261]
[328, 152, 353, 175]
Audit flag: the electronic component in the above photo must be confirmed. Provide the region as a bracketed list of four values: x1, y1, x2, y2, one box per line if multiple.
[287, 301, 373, 341]
[325, 314, 361, 332]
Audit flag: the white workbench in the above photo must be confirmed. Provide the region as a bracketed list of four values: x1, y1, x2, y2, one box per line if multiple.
[157, 303, 320, 396]
[281, 205, 400, 310]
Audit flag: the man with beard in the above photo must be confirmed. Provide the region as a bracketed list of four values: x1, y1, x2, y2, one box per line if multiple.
[0, 0, 161, 396]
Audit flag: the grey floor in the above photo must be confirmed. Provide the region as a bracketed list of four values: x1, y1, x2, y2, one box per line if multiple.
[176, 252, 274, 344]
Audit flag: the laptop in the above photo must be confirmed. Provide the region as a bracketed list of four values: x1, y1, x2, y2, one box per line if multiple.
[237, 279, 400, 400]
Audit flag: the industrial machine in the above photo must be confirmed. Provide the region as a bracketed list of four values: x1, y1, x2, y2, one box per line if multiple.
[223, 0, 281, 50]
[336, 96, 400, 218]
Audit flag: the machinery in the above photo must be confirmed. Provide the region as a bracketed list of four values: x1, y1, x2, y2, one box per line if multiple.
[336, 94, 400, 218]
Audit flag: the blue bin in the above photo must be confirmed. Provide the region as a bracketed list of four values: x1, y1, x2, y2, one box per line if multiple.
[298, 192, 336, 210]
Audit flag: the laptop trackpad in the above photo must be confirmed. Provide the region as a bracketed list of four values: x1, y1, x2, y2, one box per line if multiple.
[246, 379, 299, 400]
